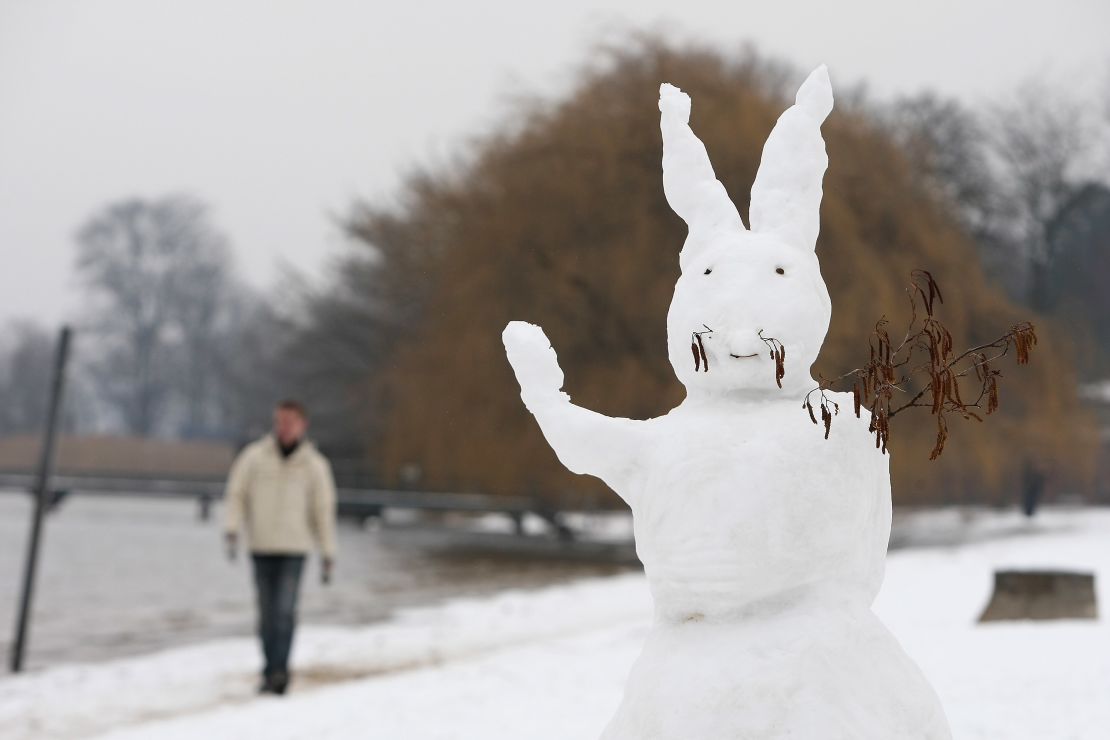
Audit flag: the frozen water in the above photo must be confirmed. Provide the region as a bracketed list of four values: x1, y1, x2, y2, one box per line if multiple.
[0, 493, 627, 668]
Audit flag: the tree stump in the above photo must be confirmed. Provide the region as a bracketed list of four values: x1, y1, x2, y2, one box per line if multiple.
[978, 570, 1098, 622]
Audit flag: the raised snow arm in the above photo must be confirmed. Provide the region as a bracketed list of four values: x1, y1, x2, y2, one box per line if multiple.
[503, 321, 645, 499]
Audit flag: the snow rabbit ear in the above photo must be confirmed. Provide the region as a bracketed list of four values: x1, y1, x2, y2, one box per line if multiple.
[748, 65, 834, 252]
[659, 83, 747, 240]
[658, 66, 833, 263]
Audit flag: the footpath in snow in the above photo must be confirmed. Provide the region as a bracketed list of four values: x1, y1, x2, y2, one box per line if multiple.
[3, 508, 1110, 739]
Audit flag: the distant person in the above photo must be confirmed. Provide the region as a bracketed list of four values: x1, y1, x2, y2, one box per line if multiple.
[224, 399, 337, 695]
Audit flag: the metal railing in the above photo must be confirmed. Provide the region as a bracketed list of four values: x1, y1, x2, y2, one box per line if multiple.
[0, 471, 572, 537]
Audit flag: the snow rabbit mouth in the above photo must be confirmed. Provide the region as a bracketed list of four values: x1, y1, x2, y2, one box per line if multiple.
[690, 326, 763, 371]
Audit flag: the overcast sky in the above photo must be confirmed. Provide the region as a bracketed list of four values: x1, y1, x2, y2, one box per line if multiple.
[1, 0, 1107, 328]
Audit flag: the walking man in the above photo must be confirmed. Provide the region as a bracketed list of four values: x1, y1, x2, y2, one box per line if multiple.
[224, 399, 337, 695]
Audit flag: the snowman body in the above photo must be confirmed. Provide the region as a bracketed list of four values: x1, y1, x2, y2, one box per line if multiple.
[630, 396, 886, 623]
[503, 66, 952, 738]
[598, 397, 948, 739]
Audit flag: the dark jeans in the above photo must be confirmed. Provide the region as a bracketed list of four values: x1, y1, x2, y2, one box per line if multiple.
[251, 554, 305, 677]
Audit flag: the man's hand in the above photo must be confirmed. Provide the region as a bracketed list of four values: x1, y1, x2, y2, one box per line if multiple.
[321, 557, 334, 585]
[225, 532, 238, 562]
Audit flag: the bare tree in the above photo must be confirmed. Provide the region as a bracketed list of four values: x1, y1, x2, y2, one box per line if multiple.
[168, 232, 235, 437]
[885, 81, 1107, 321]
[267, 258, 390, 455]
[75, 195, 235, 436]
[987, 82, 1094, 312]
[0, 322, 54, 435]
[885, 93, 999, 236]
[883, 93, 1029, 300]
[208, 290, 295, 442]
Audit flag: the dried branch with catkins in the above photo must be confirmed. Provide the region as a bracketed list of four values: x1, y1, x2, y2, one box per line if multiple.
[690, 325, 711, 372]
[801, 269, 1037, 459]
[759, 330, 786, 389]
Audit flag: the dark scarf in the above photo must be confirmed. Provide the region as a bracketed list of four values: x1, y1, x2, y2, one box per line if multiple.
[278, 439, 301, 459]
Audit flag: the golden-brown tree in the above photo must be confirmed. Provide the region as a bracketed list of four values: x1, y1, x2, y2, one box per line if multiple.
[342, 40, 1097, 506]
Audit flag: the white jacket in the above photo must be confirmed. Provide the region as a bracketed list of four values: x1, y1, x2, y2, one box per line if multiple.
[224, 436, 337, 558]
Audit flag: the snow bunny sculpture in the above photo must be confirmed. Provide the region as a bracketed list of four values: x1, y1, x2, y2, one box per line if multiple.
[502, 67, 951, 739]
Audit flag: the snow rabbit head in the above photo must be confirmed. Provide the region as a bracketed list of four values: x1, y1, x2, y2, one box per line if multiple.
[662, 66, 834, 398]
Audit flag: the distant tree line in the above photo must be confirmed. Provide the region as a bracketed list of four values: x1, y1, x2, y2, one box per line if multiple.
[0, 193, 370, 457]
[0, 40, 1106, 504]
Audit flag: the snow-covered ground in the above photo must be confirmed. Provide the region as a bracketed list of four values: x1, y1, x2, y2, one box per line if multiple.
[3, 507, 1110, 739]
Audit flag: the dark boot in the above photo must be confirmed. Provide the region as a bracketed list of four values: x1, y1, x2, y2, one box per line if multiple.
[259, 671, 275, 694]
[269, 670, 289, 695]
